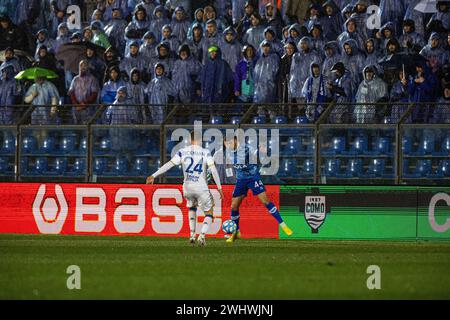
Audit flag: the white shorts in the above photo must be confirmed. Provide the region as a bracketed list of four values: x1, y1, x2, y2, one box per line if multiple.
[184, 188, 214, 213]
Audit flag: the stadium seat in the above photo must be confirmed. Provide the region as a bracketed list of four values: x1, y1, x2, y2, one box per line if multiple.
[273, 116, 287, 124]
[20, 158, 28, 174]
[347, 134, 368, 155]
[166, 164, 183, 177]
[0, 157, 8, 172]
[251, 116, 265, 124]
[283, 136, 302, 155]
[0, 134, 15, 154]
[374, 136, 392, 155]
[404, 159, 432, 178]
[78, 137, 87, 153]
[414, 135, 435, 155]
[433, 135, 450, 156]
[323, 136, 345, 156]
[98, 137, 111, 154]
[337, 159, 363, 178]
[278, 159, 298, 177]
[428, 160, 450, 179]
[93, 157, 108, 175]
[402, 159, 410, 176]
[230, 116, 241, 124]
[383, 116, 393, 124]
[209, 116, 223, 124]
[40, 137, 56, 154]
[132, 157, 149, 175]
[305, 137, 315, 155]
[300, 158, 314, 177]
[293, 116, 308, 124]
[72, 158, 86, 174]
[34, 157, 48, 174]
[61, 136, 76, 154]
[144, 138, 159, 154]
[364, 158, 386, 178]
[22, 136, 37, 154]
[323, 159, 340, 177]
[112, 157, 129, 175]
[54, 158, 68, 175]
[402, 136, 413, 155]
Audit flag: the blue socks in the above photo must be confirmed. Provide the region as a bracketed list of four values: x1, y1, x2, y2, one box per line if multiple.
[266, 202, 283, 224]
[231, 210, 240, 230]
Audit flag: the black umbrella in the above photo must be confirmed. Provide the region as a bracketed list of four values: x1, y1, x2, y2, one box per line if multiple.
[0, 49, 34, 64]
[379, 52, 428, 76]
[55, 42, 105, 74]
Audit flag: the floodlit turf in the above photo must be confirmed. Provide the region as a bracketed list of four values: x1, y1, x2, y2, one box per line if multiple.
[0, 234, 449, 300]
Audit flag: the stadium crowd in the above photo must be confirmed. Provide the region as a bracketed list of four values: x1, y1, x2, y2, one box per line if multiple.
[0, 0, 449, 126]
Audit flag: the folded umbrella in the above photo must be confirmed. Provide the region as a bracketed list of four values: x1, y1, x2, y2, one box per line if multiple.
[14, 67, 58, 80]
[414, 0, 438, 13]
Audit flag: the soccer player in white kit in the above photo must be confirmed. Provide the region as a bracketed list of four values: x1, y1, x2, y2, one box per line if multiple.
[146, 132, 223, 246]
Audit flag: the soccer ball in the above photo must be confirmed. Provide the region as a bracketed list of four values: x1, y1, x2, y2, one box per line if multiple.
[222, 220, 237, 234]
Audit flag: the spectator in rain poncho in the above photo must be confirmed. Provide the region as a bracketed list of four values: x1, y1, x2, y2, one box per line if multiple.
[364, 39, 383, 76]
[0, 64, 20, 124]
[68, 60, 100, 124]
[379, 22, 397, 54]
[354, 65, 388, 124]
[429, 1, 450, 31]
[24, 75, 60, 125]
[350, 0, 371, 40]
[320, 0, 344, 42]
[126, 68, 147, 122]
[399, 19, 426, 52]
[322, 41, 341, 81]
[201, 45, 234, 103]
[407, 60, 438, 122]
[341, 39, 365, 85]
[236, 1, 256, 38]
[263, 2, 282, 39]
[139, 31, 158, 61]
[220, 27, 243, 73]
[187, 8, 205, 41]
[203, 5, 227, 35]
[304, 3, 322, 32]
[103, 47, 120, 83]
[120, 41, 148, 78]
[124, 5, 150, 55]
[170, 6, 190, 44]
[149, 42, 174, 79]
[137, 0, 158, 18]
[90, 9, 105, 31]
[105, 85, 140, 151]
[309, 24, 326, 55]
[253, 40, 279, 107]
[278, 40, 296, 103]
[231, 0, 246, 26]
[149, 5, 169, 42]
[341, 3, 354, 22]
[85, 45, 106, 84]
[390, 69, 412, 123]
[289, 37, 322, 102]
[420, 32, 450, 75]
[172, 44, 202, 103]
[160, 24, 181, 55]
[164, 0, 192, 19]
[379, 0, 405, 35]
[243, 13, 266, 50]
[259, 26, 283, 57]
[35, 29, 56, 60]
[404, 0, 427, 38]
[101, 66, 127, 104]
[54, 22, 71, 53]
[430, 83, 450, 124]
[91, 21, 111, 49]
[302, 62, 328, 122]
[337, 16, 365, 51]
[201, 19, 221, 64]
[100, 0, 129, 23]
[185, 22, 204, 62]
[0, 47, 22, 78]
[15, 0, 40, 28]
[0, 1, 15, 21]
[327, 62, 355, 123]
[234, 44, 257, 103]
[146, 63, 176, 124]
[104, 7, 128, 55]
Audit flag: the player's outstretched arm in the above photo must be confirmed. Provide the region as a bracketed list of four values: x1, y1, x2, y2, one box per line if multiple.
[146, 161, 176, 184]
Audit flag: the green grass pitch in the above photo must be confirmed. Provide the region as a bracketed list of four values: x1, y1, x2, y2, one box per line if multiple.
[1, 234, 449, 299]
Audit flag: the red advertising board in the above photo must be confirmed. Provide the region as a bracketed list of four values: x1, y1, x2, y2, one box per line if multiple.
[0, 183, 279, 238]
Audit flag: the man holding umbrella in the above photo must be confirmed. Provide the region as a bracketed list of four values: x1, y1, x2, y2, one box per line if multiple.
[20, 68, 60, 125]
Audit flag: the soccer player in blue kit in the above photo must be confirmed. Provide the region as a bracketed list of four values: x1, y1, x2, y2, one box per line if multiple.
[224, 135, 293, 243]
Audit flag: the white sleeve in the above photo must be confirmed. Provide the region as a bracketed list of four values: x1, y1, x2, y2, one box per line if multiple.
[151, 161, 175, 178]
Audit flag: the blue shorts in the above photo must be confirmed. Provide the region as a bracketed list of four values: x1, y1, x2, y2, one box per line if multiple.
[232, 178, 266, 198]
